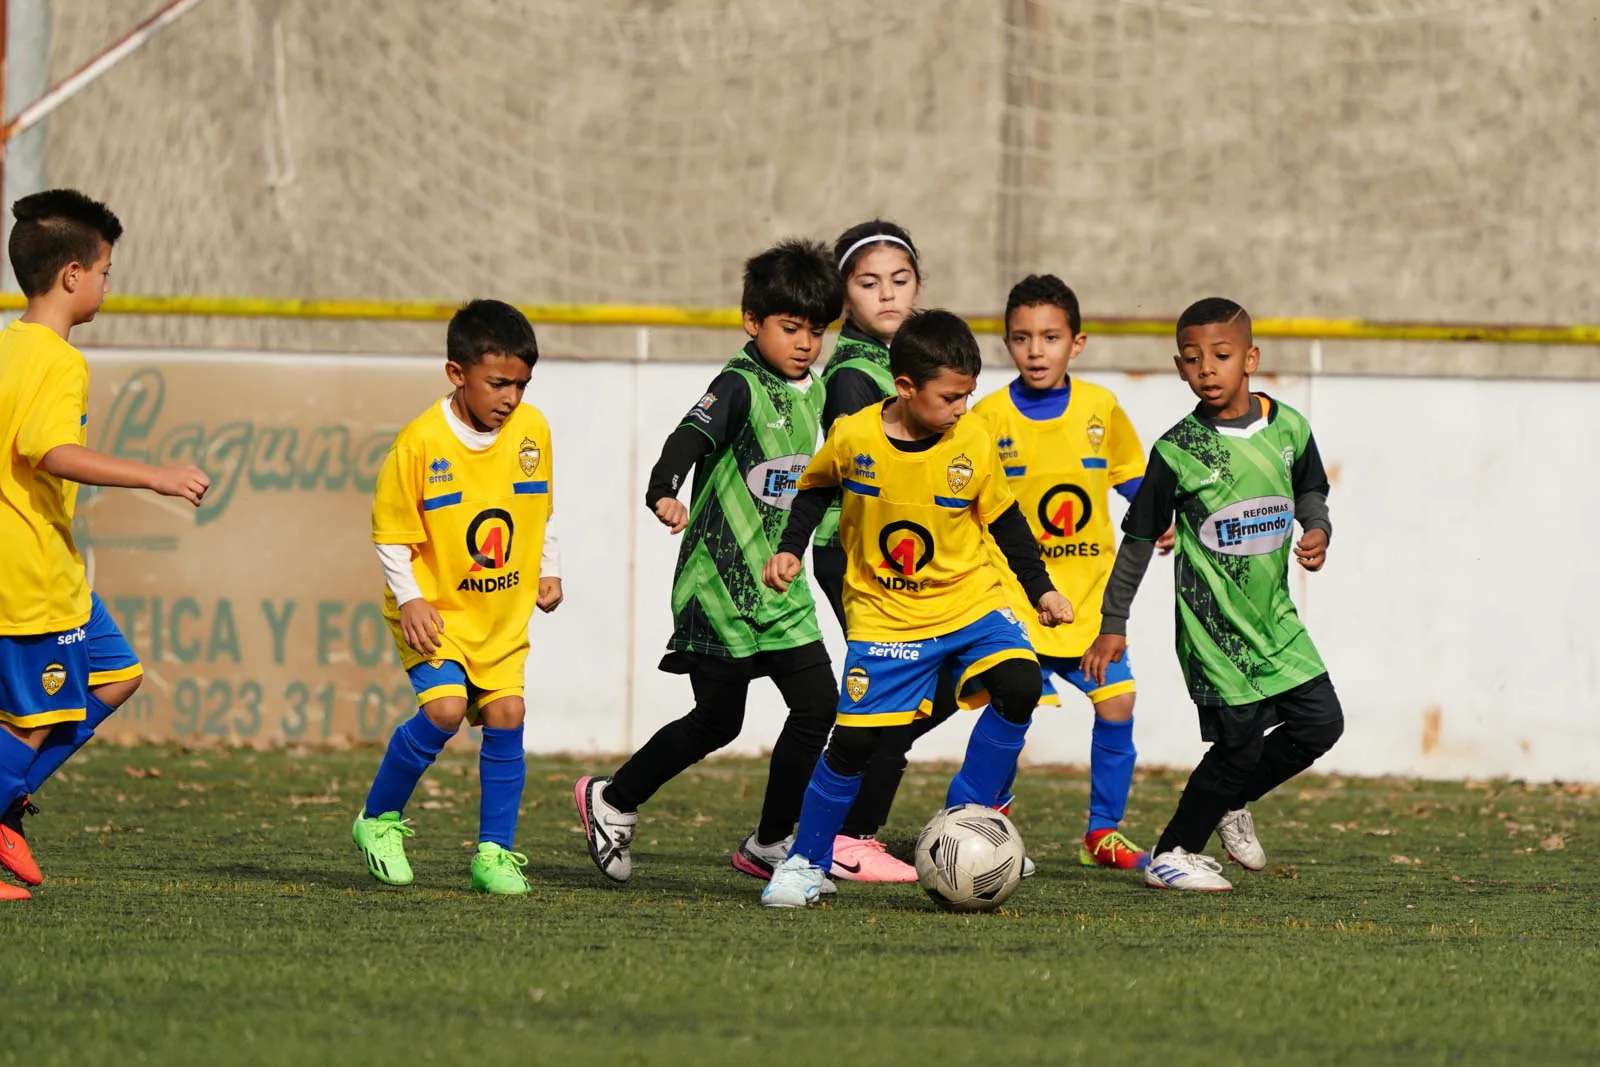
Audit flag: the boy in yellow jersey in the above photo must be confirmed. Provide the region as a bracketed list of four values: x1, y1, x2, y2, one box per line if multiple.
[0, 190, 209, 900]
[972, 274, 1164, 871]
[759, 310, 1073, 907]
[354, 300, 560, 896]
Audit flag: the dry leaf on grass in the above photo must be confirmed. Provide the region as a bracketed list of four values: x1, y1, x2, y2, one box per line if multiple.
[1539, 834, 1566, 851]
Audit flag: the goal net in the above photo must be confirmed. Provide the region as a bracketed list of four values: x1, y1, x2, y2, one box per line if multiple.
[31, 0, 1591, 354]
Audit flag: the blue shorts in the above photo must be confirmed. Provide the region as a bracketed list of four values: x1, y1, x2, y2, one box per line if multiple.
[1039, 651, 1136, 706]
[86, 592, 142, 688]
[0, 623, 89, 729]
[836, 610, 1036, 727]
[0, 593, 144, 729]
[406, 659, 524, 723]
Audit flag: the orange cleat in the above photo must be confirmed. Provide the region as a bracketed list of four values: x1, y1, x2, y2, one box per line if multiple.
[0, 798, 42, 886]
[0, 881, 31, 901]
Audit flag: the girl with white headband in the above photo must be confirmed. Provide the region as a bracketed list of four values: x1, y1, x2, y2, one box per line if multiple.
[809, 220, 953, 885]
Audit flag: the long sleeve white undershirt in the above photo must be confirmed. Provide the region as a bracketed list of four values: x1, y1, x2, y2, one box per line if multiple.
[376, 399, 561, 606]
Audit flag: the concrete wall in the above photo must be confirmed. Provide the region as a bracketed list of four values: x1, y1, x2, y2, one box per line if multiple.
[85, 346, 1600, 781]
[33, 1, 1600, 376]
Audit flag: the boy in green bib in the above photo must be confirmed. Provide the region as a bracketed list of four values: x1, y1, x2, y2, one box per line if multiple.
[575, 240, 846, 888]
[1083, 297, 1342, 892]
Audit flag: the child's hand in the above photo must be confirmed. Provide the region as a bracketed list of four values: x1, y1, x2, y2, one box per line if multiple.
[1294, 528, 1328, 571]
[654, 497, 688, 534]
[152, 464, 211, 507]
[1080, 633, 1126, 688]
[399, 599, 444, 657]
[763, 552, 803, 593]
[537, 577, 564, 613]
[1156, 525, 1176, 556]
[1036, 591, 1074, 628]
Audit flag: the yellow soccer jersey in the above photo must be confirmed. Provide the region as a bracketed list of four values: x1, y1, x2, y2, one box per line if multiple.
[0, 321, 91, 635]
[800, 404, 1016, 642]
[972, 377, 1144, 657]
[372, 401, 553, 692]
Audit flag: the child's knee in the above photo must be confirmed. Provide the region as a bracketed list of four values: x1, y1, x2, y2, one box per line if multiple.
[983, 659, 1043, 724]
[91, 673, 142, 709]
[420, 698, 469, 734]
[824, 724, 881, 776]
[478, 696, 526, 730]
[1294, 712, 1344, 758]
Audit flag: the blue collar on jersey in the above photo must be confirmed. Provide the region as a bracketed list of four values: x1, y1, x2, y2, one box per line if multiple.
[1008, 375, 1071, 421]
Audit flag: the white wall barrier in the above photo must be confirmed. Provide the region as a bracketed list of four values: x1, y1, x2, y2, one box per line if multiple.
[84, 349, 1600, 781]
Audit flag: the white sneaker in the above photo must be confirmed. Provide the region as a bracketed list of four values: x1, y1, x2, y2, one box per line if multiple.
[1021, 855, 1037, 879]
[1145, 847, 1234, 891]
[761, 854, 826, 908]
[1216, 807, 1267, 871]
[574, 775, 636, 883]
[733, 831, 836, 895]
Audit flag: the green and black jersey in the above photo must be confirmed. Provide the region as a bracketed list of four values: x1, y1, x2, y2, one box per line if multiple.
[814, 321, 896, 547]
[666, 344, 825, 660]
[1120, 394, 1330, 706]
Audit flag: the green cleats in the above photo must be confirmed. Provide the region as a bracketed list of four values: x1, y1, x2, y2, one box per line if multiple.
[352, 811, 416, 886]
[470, 842, 531, 895]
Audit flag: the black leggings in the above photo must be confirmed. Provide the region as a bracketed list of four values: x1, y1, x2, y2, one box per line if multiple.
[815, 542, 963, 837]
[821, 657, 1041, 780]
[606, 657, 838, 844]
[1156, 675, 1345, 855]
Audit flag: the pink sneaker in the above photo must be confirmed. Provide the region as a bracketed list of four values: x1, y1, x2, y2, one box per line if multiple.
[829, 836, 918, 883]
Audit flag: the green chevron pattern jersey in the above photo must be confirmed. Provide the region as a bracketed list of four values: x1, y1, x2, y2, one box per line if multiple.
[814, 327, 895, 547]
[1123, 395, 1329, 706]
[669, 347, 825, 659]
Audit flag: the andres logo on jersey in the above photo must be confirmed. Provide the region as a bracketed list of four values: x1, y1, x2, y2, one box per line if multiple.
[877, 521, 935, 591]
[1036, 484, 1098, 558]
[1200, 496, 1293, 556]
[459, 509, 521, 593]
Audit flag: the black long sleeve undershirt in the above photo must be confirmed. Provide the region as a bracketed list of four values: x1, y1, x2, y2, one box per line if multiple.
[644, 424, 714, 510]
[987, 502, 1057, 607]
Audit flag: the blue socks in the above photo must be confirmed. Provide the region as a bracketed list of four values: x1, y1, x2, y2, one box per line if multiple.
[791, 757, 863, 871]
[947, 706, 1031, 808]
[0, 728, 36, 814]
[24, 694, 118, 795]
[364, 712, 454, 817]
[478, 725, 526, 849]
[1088, 716, 1137, 833]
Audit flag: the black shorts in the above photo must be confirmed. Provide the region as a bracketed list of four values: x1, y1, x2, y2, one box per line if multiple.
[1197, 673, 1340, 748]
[659, 641, 832, 682]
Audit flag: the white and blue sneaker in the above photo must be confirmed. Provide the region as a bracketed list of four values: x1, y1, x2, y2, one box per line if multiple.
[1216, 807, 1267, 871]
[761, 854, 827, 908]
[733, 832, 837, 895]
[1145, 847, 1233, 891]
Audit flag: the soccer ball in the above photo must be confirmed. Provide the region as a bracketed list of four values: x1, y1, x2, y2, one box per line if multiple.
[914, 804, 1026, 912]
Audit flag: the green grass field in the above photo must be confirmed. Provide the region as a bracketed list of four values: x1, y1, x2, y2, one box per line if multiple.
[4, 744, 1596, 1066]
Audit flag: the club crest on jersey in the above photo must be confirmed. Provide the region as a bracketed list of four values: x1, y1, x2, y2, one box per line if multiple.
[1281, 446, 1295, 473]
[1087, 415, 1105, 453]
[40, 663, 66, 696]
[518, 437, 541, 477]
[947, 454, 974, 493]
[845, 667, 870, 702]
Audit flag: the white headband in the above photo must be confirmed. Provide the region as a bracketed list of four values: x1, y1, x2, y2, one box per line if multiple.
[838, 234, 915, 270]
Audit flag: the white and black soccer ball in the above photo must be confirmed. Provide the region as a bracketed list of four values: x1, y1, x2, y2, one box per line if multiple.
[914, 804, 1026, 912]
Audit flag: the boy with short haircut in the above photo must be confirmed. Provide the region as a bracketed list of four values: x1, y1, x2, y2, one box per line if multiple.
[1083, 297, 1342, 892]
[574, 239, 844, 887]
[0, 189, 210, 899]
[354, 299, 559, 896]
[971, 274, 1152, 870]
[760, 309, 1073, 908]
